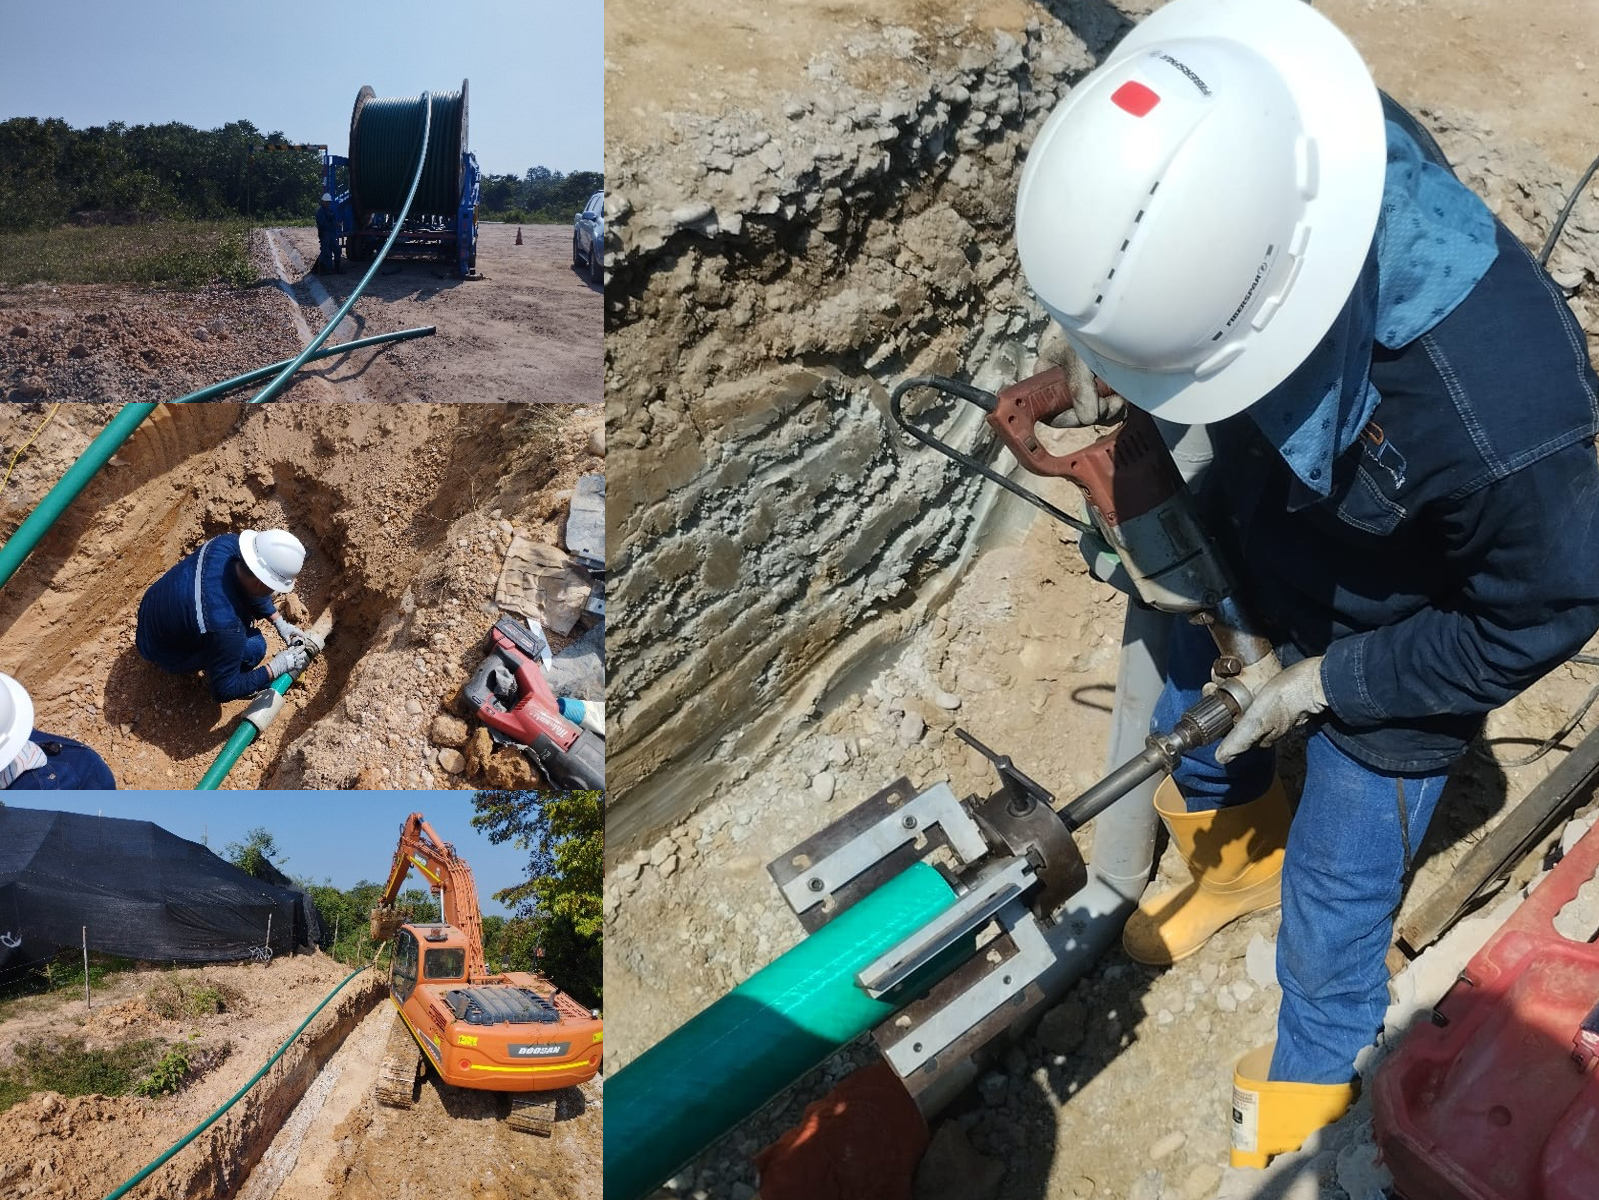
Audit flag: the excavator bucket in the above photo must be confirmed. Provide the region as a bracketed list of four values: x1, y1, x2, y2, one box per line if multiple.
[370, 908, 405, 942]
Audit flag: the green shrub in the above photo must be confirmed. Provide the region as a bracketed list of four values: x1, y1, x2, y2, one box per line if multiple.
[133, 1047, 191, 1097]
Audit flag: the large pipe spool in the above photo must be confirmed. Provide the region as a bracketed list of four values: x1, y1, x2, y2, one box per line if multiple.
[348, 80, 468, 221]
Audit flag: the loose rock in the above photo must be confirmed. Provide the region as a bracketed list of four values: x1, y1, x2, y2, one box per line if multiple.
[430, 714, 470, 748]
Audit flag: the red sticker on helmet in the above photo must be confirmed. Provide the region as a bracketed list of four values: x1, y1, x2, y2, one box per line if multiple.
[1111, 81, 1160, 117]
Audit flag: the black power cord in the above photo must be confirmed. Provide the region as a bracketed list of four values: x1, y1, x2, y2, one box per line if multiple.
[1538, 148, 1599, 267]
[1473, 654, 1599, 768]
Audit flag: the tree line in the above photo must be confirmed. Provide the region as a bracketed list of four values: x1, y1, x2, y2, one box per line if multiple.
[0, 116, 601, 231]
[478, 167, 605, 223]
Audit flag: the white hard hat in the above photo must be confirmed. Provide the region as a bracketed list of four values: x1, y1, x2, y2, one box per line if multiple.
[321, 193, 332, 202]
[1015, 0, 1386, 425]
[240, 529, 306, 593]
[0, 673, 35, 774]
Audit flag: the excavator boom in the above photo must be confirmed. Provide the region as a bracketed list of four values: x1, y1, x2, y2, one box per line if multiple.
[374, 812, 489, 982]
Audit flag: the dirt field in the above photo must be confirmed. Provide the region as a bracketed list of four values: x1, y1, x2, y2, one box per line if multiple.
[0, 222, 599, 406]
[0, 399, 602, 790]
[0, 956, 600, 1200]
[270, 223, 602, 405]
[605, 0, 1599, 1198]
[242, 1003, 601, 1200]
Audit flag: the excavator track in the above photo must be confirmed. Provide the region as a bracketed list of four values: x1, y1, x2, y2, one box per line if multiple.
[375, 1013, 423, 1109]
[507, 1089, 561, 1136]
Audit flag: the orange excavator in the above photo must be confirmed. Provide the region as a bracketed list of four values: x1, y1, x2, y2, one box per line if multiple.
[369, 811, 603, 1134]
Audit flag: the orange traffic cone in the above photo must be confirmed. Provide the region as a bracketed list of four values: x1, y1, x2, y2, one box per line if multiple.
[515, 226, 523, 245]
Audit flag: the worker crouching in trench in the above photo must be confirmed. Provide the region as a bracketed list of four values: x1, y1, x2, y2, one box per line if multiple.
[1004, 0, 1599, 1172]
[135, 528, 313, 705]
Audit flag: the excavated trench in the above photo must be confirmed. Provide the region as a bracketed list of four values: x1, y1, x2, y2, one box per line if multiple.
[177, 972, 388, 1200]
[0, 399, 602, 789]
[0, 963, 386, 1200]
[236, 1002, 603, 1200]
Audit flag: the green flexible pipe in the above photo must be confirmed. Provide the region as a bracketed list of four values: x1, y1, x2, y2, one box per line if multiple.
[606, 862, 963, 1200]
[0, 325, 435, 595]
[101, 965, 369, 1200]
[351, 88, 464, 217]
[194, 671, 293, 790]
[246, 90, 434, 405]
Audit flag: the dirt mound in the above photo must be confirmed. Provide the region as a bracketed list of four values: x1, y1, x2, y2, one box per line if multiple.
[0, 400, 601, 789]
[0, 276, 329, 404]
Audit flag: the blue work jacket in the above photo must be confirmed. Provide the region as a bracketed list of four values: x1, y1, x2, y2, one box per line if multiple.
[135, 533, 278, 703]
[1213, 218, 1599, 772]
[7, 732, 117, 790]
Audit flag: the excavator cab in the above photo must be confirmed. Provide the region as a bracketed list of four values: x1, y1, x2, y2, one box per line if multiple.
[391, 924, 472, 1001]
[392, 927, 419, 1002]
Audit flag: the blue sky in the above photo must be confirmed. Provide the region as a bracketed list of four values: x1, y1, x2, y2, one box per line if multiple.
[1, 792, 534, 917]
[0, 0, 601, 177]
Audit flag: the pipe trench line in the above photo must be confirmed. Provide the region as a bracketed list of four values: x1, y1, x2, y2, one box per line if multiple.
[0, 326, 435, 596]
[101, 965, 372, 1200]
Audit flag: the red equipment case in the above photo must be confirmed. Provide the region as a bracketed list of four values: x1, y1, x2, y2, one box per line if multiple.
[1373, 822, 1599, 1200]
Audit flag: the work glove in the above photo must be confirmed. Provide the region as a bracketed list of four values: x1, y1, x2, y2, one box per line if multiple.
[1215, 656, 1330, 763]
[271, 614, 304, 645]
[267, 646, 310, 679]
[1037, 320, 1126, 428]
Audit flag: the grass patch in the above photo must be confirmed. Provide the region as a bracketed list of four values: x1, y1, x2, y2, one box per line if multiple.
[145, 977, 246, 1020]
[481, 208, 579, 225]
[0, 951, 140, 1013]
[0, 221, 255, 288]
[0, 1036, 168, 1114]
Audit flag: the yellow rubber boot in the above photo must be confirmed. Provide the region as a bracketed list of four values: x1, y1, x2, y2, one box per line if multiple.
[1229, 1044, 1358, 1168]
[1121, 777, 1289, 966]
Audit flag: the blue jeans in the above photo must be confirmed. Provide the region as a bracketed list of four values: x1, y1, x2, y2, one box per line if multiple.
[1154, 619, 1451, 1084]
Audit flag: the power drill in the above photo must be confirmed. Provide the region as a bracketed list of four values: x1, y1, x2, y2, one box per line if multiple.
[893, 365, 1281, 698]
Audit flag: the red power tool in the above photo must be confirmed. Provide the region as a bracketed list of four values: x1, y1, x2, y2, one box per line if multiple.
[890, 366, 1279, 686]
[462, 618, 604, 790]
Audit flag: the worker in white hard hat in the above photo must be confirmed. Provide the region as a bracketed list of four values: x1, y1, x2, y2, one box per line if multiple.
[0, 672, 116, 789]
[135, 529, 315, 704]
[315, 191, 342, 275]
[1014, 0, 1599, 1167]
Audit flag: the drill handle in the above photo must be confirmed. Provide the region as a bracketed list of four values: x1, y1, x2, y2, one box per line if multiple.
[986, 367, 1089, 478]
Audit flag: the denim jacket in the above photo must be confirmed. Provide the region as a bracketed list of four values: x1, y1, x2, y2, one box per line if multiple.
[1213, 219, 1599, 772]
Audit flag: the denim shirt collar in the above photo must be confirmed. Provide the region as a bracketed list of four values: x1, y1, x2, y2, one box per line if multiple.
[1248, 120, 1500, 509]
